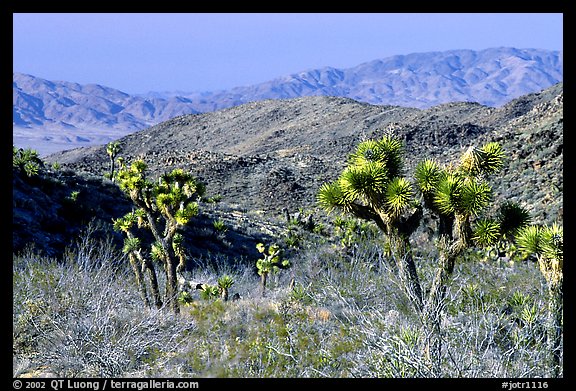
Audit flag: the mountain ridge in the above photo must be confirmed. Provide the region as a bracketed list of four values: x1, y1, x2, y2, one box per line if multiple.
[179, 47, 562, 110]
[14, 47, 562, 156]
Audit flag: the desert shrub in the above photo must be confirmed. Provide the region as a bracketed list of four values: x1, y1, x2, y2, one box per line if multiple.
[13, 146, 43, 177]
[13, 230, 188, 377]
[14, 224, 554, 378]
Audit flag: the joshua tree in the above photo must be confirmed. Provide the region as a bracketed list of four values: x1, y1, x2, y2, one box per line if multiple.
[318, 134, 532, 374]
[412, 142, 531, 370]
[256, 243, 290, 297]
[113, 210, 163, 309]
[318, 136, 424, 310]
[115, 159, 205, 314]
[106, 141, 121, 181]
[13, 146, 43, 177]
[217, 275, 235, 301]
[516, 223, 563, 377]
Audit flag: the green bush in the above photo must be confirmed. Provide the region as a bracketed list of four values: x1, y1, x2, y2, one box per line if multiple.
[13, 146, 43, 177]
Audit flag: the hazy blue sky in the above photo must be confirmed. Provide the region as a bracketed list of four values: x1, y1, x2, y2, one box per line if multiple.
[13, 13, 563, 94]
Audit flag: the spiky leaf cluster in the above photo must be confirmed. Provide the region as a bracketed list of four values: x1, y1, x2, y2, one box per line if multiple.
[339, 162, 388, 207]
[460, 142, 504, 177]
[516, 224, 563, 263]
[151, 241, 167, 262]
[515, 226, 543, 257]
[459, 180, 492, 216]
[13, 146, 43, 177]
[113, 209, 149, 233]
[541, 223, 563, 264]
[317, 182, 351, 213]
[106, 141, 120, 158]
[414, 159, 443, 196]
[385, 177, 414, 218]
[415, 142, 503, 220]
[217, 275, 235, 290]
[112, 213, 137, 233]
[177, 291, 194, 305]
[433, 173, 462, 215]
[318, 135, 412, 217]
[348, 136, 404, 177]
[172, 233, 185, 256]
[116, 159, 152, 201]
[473, 219, 501, 247]
[199, 284, 220, 300]
[516, 223, 563, 284]
[256, 243, 290, 276]
[432, 174, 492, 217]
[471, 200, 530, 250]
[498, 201, 531, 238]
[122, 237, 141, 254]
[154, 169, 205, 226]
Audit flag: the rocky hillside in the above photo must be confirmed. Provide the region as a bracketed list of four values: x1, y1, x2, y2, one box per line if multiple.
[47, 83, 563, 227]
[15, 83, 562, 259]
[14, 48, 562, 156]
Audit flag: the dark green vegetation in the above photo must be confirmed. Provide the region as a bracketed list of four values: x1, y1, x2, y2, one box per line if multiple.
[14, 86, 562, 378]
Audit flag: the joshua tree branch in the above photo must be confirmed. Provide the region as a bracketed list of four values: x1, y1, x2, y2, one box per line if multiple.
[349, 202, 388, 233]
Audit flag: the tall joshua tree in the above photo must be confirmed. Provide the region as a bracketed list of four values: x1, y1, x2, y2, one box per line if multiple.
[106, 141, 121, 181]
[318, 135, 424, 310]
[115, 159, 205, 314]
[516, 223, 563, 377]
[412, 143, 526, 370]
[319, 135, 531, 374]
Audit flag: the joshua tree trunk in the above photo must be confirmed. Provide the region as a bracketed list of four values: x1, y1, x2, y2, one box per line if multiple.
[391, 235, 423, 312]
[221, 288, 229, 302]
[261, 273, 268, 297]
[421, 249, 457, 376]
[129, 243, 163, 310]
[143, 259, 163, 309]
[109, 157, 116, 182]
[143, 208, 181, 314]
[421, 217, 468, 375]
[127, 253, 150, 308]
[163, 246, 180, 314]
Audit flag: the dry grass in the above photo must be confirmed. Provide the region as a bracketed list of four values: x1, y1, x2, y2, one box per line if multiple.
[13, 224, 560, 378]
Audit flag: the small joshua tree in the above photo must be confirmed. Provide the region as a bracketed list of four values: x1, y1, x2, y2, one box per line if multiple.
[256, 243, 290, 297]
[196, 284, 220, 300]
[13, 146, 43, 177]
[516, 223, 563, 377]
[115, 159, 205, 314]
[217, 275, 235, 301]
[106, 141, 121, 181]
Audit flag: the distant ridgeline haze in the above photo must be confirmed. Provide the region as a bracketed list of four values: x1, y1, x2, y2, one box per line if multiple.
[13, 47, 562, 155]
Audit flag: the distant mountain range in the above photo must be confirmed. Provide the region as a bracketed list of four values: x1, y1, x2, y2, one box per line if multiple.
[13, 73, 200, 155]
[13, 47, 562, 155]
